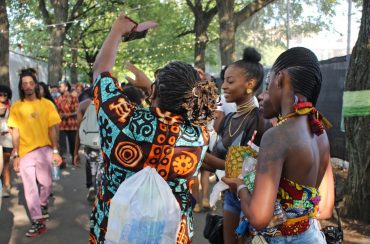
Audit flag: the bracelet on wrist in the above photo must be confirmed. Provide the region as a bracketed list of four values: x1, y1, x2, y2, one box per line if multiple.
[237, 184, 248, 200]
[12, 152, 19, 158]
[53, 149, 59, 154]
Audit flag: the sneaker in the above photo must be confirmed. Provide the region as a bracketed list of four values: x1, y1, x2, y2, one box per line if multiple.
[25, 219, 47, 237]
[193, 203, 201, 213]
[2, 185, 10, 198]
[41, 205, 49, 220]
[87, 187, 96, 202]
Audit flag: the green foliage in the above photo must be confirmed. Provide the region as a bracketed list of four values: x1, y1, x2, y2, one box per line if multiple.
[8, 0, 341, 80]
[235, 0, 339, 65]
[8, 0, 198, 82]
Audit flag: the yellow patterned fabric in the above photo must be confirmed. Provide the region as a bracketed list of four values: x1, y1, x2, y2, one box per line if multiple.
[278, 178, 320, 219]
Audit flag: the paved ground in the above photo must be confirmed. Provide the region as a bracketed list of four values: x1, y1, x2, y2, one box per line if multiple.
[0, 163, 220, 244]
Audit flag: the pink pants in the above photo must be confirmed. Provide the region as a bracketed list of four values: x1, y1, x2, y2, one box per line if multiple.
[20, 146, 52, 220]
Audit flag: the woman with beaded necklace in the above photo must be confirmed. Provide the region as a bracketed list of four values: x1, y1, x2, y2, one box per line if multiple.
[203, 47, 271, 244]
[223, 47, 335, 243]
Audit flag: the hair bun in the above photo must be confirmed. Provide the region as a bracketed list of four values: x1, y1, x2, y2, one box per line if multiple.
[242, 47, 261, 63]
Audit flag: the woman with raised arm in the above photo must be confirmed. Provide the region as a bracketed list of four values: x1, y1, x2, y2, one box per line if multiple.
[223, 47, 335, 243]
[89, 13, 218, 243]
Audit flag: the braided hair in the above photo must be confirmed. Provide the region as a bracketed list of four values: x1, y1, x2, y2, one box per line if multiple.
[232, 47, 264, 92]
[272, 47, 322, 105]
[155, 61, 218, 126]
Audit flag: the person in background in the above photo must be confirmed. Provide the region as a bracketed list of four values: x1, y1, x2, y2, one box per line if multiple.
[55, 80, 79, 167]
[7, 69, 62, 237]
[50, 85, 60, 101]
[38, 82, 56, 106]
[89, 13, 218, 243]
[0, 145, 2, 210]
[120, 83, 146, 106]
[74, 83, 84, 97]
[203, 47, 270, 244]
[0, 85, 13, 198]
[222, 47, 335, 243]
[73, 87, 102, 201]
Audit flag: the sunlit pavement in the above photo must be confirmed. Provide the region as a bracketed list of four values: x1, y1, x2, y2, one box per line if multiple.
[0, 164, 219, 244]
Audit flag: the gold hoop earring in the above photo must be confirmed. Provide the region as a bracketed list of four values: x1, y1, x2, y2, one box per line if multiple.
[246, 88, 252, 94]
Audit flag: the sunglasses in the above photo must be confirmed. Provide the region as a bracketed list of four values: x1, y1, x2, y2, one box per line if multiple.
[0, 93, 8, 97]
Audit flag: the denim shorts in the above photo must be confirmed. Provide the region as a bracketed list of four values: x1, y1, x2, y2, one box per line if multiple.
[265, 219, 326, 243]
[223, 190, 241, 215]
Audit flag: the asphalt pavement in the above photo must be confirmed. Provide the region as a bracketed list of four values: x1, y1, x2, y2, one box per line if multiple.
[0, 162, 221, 244]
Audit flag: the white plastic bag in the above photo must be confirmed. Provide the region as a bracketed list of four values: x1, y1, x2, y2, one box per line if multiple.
[209, 170, 228, 207]
[106, 167, 181, 244]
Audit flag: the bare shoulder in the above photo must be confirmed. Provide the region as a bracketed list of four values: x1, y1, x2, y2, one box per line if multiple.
[257, 126, 289, 173]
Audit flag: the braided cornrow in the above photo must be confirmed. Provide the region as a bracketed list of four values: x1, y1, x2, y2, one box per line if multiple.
[272, 47, 322, 105]
[156, 61, 218, 125]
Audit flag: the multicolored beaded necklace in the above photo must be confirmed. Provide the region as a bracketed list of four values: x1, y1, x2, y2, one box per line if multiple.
[275, 99, 332, 136]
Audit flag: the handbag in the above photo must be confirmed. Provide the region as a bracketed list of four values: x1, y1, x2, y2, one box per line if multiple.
[203, 213, 224, 244]
[321, 188, 343, 243]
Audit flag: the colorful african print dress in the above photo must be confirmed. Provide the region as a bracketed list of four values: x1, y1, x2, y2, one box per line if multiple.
[251, 177, 321, 238]
[89, 72, 209, 244]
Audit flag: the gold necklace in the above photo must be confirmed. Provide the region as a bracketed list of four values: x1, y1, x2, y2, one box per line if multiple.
[275, 112, 297, 127]
[228, 108, 254, 137]
[236, 97, 255, 114]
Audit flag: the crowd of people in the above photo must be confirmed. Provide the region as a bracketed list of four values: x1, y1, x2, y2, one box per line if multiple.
[0, 12, 335, 244]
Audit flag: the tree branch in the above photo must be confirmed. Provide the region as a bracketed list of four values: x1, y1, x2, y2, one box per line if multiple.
[204, 0, 213, 11]
[204, 6, 218, 24]
[185, 0, 196, 13]
[235, 0, 275, 27]
[177, 29, 194, 38]
[38, 0, 52, 25]
[69, 0, 84, 21]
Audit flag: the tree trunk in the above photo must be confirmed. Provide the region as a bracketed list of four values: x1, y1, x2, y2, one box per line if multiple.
[344, 0, 370, 223]
[186, 1, 217, 72]
[194, 20, 208, 71]
[0, 0, 9, 86]
[70, 40, 79, 84]
[217, 0, 236, 66]
[217, 0, 274, 66]
[48, 26, 66, 86]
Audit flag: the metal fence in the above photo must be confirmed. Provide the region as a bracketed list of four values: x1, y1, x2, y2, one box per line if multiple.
[317, 55, 349, 160]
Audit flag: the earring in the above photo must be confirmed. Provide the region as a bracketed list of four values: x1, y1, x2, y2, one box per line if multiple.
[246, 88, 252, 94]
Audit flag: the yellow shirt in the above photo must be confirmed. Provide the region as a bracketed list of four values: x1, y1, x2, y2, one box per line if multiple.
[7, 98, 61, 157]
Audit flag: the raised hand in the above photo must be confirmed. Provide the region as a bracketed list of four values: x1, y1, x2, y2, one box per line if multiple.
[124, 62, 153, 93]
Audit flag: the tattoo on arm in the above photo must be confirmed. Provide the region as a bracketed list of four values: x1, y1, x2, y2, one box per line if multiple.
[257, 129, 287, 173]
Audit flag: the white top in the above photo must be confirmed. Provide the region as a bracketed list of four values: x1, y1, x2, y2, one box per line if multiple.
[216, 95, 236, 115]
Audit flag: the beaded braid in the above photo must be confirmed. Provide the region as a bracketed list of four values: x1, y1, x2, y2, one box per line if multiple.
[182, 80, 218, 126]
[155, 61, 218, 126]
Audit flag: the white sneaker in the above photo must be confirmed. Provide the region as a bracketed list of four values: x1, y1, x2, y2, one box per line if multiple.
[87, 187, 96, 202]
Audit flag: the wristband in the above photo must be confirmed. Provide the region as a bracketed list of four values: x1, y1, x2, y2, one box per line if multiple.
[53, 149, 59, 154]
[237, 184, 248, 200]
[12, 152, 19, 158]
